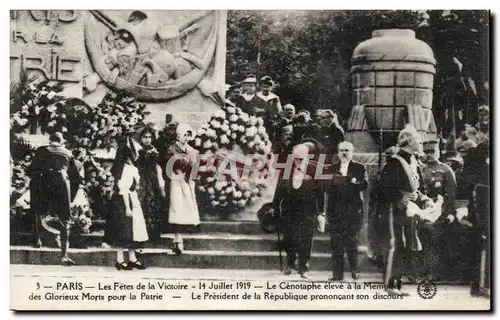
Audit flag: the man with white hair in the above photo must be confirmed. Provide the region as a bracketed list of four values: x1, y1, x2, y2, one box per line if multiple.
[378, 125, 429, 296]
[323, 141, 368, 281]
[270, 141, 325, 279]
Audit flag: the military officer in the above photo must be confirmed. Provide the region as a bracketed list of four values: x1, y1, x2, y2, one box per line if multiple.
[422, 140, 457, 221]
[28, 132, 81, 266]
[421, 140, 458, 280]
[379, 125, 428, 296]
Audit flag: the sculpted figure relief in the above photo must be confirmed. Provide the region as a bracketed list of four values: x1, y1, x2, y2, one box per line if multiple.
[84, 10, 224, 101]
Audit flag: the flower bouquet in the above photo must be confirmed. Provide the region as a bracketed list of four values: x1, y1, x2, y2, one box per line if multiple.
[80, 155, 114, 219]
[69, 188, 93, 235]
[191, 103, 272, 211]
[10, 78, 64, 134]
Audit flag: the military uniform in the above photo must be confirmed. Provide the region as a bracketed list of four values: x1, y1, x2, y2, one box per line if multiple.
[421, 141, 458, 280]
[379, 148, 427, 290]
[257, 92, 282, 117]
[28, 134, 81, 263]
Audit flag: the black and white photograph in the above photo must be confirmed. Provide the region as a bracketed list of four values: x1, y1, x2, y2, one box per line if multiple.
[8, 9, 491, 311]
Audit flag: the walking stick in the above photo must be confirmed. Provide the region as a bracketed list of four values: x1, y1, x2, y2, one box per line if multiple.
[276, 208, 283, 272]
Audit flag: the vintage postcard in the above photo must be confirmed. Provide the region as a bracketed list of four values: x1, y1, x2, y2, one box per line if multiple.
[9, 9, 490, 311]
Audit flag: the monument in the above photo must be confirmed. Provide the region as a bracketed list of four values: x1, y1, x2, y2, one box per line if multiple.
[10, 10, 274, 221]
[10, 10, 227, 130]
[346, 29, 438, 244]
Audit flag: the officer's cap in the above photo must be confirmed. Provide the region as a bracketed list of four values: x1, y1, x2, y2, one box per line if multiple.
[423, 140, 439, 152]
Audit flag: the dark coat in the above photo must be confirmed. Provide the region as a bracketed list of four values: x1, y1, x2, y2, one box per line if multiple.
[272, 173, 324, 227]
[234, 94, 269, 118]
[319, 123, 345, 158]
[324, 160, 368, 231]
[28, 144, 81, 222]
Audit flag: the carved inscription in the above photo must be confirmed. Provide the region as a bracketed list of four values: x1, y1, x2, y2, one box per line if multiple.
[10, 10, 82, 83]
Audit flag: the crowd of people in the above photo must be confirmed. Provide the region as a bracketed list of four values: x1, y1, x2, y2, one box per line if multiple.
[226, 75, 490, 297]
[28, 123, 203, 270]
[25, 74, 490, 298]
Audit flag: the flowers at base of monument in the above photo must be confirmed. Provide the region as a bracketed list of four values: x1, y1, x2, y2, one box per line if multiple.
[191, 103, 271, 210]
[195, 104, 272, 156]
[198, 177, 265, 209]
[70, 213, 93, 234]
[69, 188, 93, 234]
[68, 91, 148, 150]
[10, 79, 64, 134]
[82, 159, 115, 201]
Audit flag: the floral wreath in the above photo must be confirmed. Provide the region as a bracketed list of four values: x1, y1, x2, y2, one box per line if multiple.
[10, 78, 148, 234]
[190, 102, 272, 211]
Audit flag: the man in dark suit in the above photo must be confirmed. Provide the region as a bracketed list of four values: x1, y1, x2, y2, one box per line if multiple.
[271, 141, 325, 279]
[324, 141, 368, 281]
[28, 132, 81, 265]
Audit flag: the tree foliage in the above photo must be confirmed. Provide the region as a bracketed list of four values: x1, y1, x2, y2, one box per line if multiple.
[226, 10, 489, 127]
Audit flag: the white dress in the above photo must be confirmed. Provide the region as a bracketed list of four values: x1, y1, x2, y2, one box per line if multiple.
[117, 164, 149, 242]
[167, 145, 200, 231]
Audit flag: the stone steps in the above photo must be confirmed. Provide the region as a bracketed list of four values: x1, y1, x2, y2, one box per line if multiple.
[12, 220, 378, 272]
[10, 246, 376, 272]
[89, 220, 277, 235]
[12, 232, 340, 254]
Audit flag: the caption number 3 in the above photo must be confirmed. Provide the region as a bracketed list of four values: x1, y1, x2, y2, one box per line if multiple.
[36, 282, 40, 290]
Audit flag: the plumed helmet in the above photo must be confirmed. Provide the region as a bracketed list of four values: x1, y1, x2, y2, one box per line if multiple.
[397, 124, 421, 147]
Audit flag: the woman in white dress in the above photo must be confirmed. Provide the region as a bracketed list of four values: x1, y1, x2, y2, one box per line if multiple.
[105, 137, 149, 270]
[162, 123, 200, 255]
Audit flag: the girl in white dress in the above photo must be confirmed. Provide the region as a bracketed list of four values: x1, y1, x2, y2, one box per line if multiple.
[106, 137, 149, 270]
[162, 123, 200, 255]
